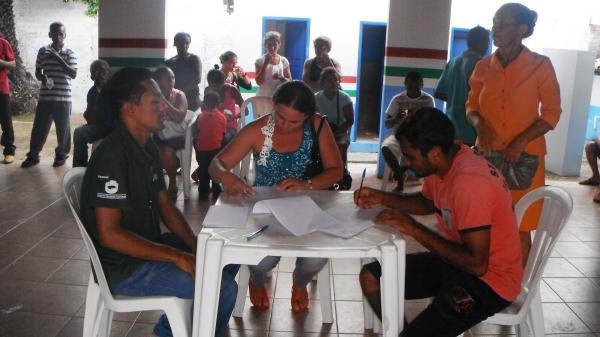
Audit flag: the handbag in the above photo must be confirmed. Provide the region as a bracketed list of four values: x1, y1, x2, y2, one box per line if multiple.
[483, 150, 539, 190]
[304, 116, 327, 179]
[304, 115, 353, 190]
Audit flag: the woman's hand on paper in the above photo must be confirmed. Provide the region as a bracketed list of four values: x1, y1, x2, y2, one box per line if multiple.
[277, 177, 308, 192]
[221, 172, 256, 197]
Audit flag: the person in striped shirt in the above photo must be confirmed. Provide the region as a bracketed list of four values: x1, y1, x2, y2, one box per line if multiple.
[22, 22, 77, 168]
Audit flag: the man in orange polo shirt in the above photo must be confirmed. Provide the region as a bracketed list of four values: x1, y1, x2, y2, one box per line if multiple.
[355, 108, 523, 337]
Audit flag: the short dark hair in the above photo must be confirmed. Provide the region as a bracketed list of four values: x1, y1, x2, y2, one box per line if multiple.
[319, 66, 340, 82]
[207, 67, 225, 85]
[396, 107, 454, 156]
[220, 51, 237, 63]
[313, 36, 332, 50]
[203, 91, 221, 111]
[467, 26, 490, 49]
[404, 71, 423, 85]
[102, 67, 153, 118]
[153, 65, 172, 81]
[49, 22, 64, 32]
[272, 81, 316, 117]
[174, 32, 191, 44]
[90, 59, 109, 79]
[501, 3, 538, 38]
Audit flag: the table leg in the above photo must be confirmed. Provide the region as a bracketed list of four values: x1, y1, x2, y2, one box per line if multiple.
[380, 244, 399, 337]
[192, 233, 210, 337]
[196, 238, 224, 337]
[394, 239, 406, 333]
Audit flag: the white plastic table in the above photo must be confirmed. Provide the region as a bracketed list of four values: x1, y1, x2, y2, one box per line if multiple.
[191, 190, 406, 337]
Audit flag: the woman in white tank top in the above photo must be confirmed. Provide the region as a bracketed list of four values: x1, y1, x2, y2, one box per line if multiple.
[254, 31, 291, 97]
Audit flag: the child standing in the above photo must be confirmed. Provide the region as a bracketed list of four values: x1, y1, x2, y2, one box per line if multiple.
[195, 91, 227, 200]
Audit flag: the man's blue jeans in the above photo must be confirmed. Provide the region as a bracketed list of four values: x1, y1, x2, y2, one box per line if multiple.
[110, 233, 239, 337]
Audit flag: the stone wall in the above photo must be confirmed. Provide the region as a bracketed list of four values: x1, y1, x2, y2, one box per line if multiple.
[14, 0, 98, 114]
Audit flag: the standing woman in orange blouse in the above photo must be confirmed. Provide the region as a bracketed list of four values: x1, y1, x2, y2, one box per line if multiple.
[466, 3, 561, 265]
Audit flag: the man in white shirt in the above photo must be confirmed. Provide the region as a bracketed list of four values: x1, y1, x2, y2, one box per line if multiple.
[381, 71, 434, 191]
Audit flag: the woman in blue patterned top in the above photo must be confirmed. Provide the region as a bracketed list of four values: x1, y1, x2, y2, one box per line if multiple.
[209, 81, 343, 313]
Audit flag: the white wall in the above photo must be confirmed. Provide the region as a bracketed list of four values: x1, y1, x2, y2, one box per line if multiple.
[14, 0, 98, 113]
[450, 0, 600, 54]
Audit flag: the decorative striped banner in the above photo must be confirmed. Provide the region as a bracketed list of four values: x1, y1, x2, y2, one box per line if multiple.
[100, 57, 165, 68]
[384, 46, 447, 81]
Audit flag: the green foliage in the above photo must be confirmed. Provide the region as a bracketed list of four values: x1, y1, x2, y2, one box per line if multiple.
[63, 0, 99, 16]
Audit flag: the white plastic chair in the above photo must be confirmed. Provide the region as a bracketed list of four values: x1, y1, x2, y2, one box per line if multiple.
[62, 168, 193, 337]
[176, 112, 198, 200]
[232, 260, 333, 323]
[472, 186, 573, 337]
[235, 97, 274, 180]
[381, 163, 392, 191]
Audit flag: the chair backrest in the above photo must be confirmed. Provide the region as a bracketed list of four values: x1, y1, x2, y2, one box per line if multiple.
[238, 96, 274, 130]
[513, 186, 573, 311]
[63, 167, 116, 300]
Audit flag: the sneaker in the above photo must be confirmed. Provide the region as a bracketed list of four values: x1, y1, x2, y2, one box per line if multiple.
[21, 158, 40, 168]
[191, 168, 199, 183]
[53, 158, 67, 167]
[3, 154, 14, 164]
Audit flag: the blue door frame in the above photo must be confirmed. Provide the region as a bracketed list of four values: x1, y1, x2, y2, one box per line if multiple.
[350, 21, 387, 153]
[262, 17, 311, 80]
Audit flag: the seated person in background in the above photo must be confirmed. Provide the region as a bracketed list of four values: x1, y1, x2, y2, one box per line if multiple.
[209, 81, 343, 313]
[80, 67, 238, 337]
[579, 136, 600, 202]
[314, 66, 354, 165]
[195, 91, 227, 200]
[356, 108, 523, 337]
[73, 59, 112, 167]
[302, 36, 342, 92]
[152, 66, 189, 200]
[381, 71, 434, 192]
[219, 50, 252, 91]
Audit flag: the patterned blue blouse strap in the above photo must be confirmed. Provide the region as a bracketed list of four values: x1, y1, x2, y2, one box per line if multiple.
[256, 113, 275, 167]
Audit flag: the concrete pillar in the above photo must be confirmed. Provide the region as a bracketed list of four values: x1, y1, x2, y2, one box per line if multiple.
[378, 0, 452, 174]
[98, 0, 168, 68]
[544, 49, 596, 176]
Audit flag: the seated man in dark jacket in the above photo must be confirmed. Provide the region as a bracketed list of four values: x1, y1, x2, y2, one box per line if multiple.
[79, 67, 238, 337]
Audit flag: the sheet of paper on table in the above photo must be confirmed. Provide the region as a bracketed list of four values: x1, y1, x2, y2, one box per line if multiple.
[252, 195, 379, 238]
[202, 204, 249, 228]
[238, 186, 289, 207]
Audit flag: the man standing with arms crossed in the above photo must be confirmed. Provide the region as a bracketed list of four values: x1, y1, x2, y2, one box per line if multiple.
[356, 108, 523, 337]
[22, 22, 77, 168]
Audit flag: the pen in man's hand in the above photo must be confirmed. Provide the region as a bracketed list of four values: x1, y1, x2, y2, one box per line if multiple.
[358, 168, 366, 199]
[245, 225, 269, 241]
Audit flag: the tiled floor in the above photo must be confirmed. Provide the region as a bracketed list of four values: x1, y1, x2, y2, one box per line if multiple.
[1, 118, 600, 336]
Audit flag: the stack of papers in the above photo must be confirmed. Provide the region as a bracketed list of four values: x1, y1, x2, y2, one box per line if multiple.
[202, 191, 380, 239]
[253, 195, 377, 238]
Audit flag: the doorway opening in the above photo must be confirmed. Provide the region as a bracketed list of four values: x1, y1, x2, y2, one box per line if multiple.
[355, 22, 387, 144]
[262, 17, 310, 80]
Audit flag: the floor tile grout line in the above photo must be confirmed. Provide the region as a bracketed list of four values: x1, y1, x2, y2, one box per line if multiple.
[564, 302, 597, 334]
[0, 196, 65, 239]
